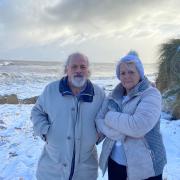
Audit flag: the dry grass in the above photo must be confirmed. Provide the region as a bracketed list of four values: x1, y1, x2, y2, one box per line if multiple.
[156, 38, 180, 119]
[156, 38, 180, 92]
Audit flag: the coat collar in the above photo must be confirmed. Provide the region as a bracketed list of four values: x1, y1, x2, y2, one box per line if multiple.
[110, 77, 150, 101]
[59, 76, 94, 102]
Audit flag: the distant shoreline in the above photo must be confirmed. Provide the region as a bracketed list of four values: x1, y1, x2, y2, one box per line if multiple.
[0, 59, 156, 66]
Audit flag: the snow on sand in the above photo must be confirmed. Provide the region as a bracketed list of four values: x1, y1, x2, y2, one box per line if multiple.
[0, 105, 180, 180]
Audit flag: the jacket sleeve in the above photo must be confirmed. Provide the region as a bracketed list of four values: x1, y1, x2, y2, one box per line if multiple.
[30, 87, 50, 140]
[105, 88, 162, 138]
[95, 98, 125, 141]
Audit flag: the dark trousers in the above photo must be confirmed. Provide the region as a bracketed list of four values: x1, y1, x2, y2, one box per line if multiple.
[108, 158, 127, 180]
[108, 158, 162, 180]
[145, 175, 162, 180]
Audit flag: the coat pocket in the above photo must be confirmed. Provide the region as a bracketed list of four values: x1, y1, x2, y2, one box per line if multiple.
[45, 120, 55, 143]
[37, 147, 65, 180]
[124, 138, 155, 180]
[45, 144, 61, 163]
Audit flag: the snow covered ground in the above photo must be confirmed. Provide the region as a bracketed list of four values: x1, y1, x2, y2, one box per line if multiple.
[0, 105, 180, 180]
[0, 62, 179, 179]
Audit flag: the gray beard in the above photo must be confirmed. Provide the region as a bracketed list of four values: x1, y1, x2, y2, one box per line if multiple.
[71, 76, 87, 88]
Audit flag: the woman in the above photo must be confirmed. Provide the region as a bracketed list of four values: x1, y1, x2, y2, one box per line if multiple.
[96, 51, 167, 180]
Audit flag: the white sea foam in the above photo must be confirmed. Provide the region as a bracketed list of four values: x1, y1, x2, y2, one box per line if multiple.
[0, 61, 157, 99]
[0, 61, 14, 66]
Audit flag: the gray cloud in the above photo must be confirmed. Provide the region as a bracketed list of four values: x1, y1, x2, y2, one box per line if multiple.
[45, 0, 157, 23]
[0, 0, 180, 62]
[40, 0, 180, 40]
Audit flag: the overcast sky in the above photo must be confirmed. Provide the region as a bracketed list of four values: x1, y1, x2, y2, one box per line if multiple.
[0, 0, 180, 63]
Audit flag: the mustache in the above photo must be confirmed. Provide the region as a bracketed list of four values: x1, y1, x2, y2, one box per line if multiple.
[73, 74, 84, 78]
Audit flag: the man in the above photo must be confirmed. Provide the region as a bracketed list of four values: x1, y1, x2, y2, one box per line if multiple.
[31, 52, 105, 180]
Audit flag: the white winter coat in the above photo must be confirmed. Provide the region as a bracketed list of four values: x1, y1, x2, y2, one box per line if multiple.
[31, 79, 105, 180]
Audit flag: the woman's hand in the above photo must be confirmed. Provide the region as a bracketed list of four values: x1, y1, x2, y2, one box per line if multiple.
[105, 111, 121, 128]
[97, 117, 125, 141]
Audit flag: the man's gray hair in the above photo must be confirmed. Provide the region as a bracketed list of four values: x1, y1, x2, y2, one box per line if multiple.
[64, 52, 89, 74]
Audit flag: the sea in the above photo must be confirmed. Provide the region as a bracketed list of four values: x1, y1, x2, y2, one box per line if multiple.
[0, 60, 158, 99]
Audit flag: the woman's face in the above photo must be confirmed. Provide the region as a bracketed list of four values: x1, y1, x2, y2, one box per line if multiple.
[119, 62, 141, 93]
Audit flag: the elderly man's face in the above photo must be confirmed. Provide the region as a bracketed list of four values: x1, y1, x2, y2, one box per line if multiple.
[67, 55, 89, 88]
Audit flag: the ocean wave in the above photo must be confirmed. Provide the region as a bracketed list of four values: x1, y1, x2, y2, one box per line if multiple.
[0, 72, 59, 82]
[0, 61, 14, 66]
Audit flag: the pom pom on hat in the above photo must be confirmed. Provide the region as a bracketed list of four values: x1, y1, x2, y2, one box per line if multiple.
[116, 50, 145, 80]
